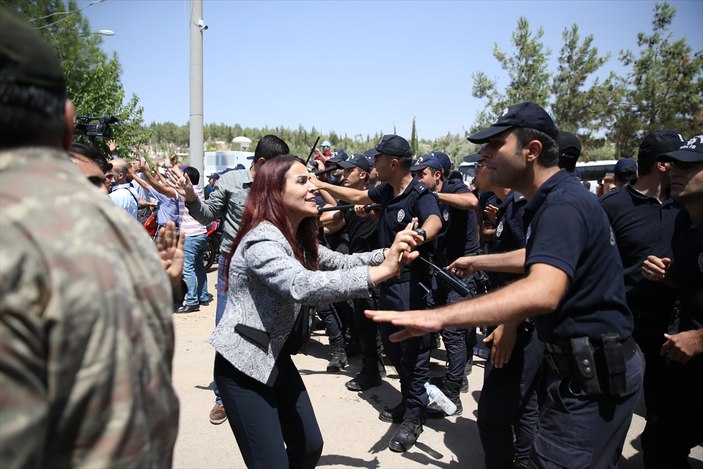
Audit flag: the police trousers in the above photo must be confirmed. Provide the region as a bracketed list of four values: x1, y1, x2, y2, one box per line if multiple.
[379, 279, 431, 422]
[478, 326, 543, 468]
[530, 349, 643, 468]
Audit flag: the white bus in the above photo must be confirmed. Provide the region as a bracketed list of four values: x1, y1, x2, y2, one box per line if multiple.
[460, 159, 620, 193]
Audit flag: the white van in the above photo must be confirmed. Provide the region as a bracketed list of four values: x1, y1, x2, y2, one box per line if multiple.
[575, 159, 619, 193]
[204, 150, 254, 176]
[458, 161, 479, 185]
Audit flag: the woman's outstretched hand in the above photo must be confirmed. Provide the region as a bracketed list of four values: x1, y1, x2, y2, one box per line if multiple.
[369, 219, 423, 285]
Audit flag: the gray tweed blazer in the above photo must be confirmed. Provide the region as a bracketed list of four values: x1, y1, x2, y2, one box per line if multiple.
[210, 222, 385, 386]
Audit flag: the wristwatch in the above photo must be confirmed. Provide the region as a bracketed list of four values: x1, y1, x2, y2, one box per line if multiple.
[414, 228, 427, 242]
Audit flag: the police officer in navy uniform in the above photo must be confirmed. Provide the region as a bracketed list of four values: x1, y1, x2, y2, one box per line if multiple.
[411, 153, 480, 417]
[641, 136, 703, 468]
[599, 130, 684, 412]
[319, 153, 386, 391]
[454, 150, 543, 468]
[367, 102, 644, 468]
[312, 135, 442, 452]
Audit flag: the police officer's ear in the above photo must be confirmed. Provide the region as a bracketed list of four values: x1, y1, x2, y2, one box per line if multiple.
[524, 139, 543, 164]
[63, 100, 75, 151]
[656, 160, 671, 174]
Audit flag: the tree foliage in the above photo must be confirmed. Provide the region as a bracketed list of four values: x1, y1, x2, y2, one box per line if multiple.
[410, 117, 419, 155]
[610, 2, 703, 155]
[6, 0, 150, 153]
[472, 18, 551, 129]
[471, 3, 701, 160]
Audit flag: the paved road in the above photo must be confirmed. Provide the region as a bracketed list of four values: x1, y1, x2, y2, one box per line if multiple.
[172, 269, 702, 468]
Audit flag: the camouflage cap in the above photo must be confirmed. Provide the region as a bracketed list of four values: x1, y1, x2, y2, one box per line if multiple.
[0, 6, 66, 94]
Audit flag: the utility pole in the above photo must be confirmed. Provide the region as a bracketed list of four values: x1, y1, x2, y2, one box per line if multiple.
[189, 0, 204, 182]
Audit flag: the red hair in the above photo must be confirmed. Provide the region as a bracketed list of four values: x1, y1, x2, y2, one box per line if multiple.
[225, 156, 320, 284]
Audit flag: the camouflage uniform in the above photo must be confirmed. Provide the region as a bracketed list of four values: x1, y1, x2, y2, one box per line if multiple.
[0, 148, 179, 468]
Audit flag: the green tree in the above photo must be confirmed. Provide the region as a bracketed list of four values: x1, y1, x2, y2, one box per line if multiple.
[551, 25, 620, 135]
[6, 0, 150, 154]
[611, 2, 703, 155]
[472, 17, 551, 128]
[410, 117, 418, 155]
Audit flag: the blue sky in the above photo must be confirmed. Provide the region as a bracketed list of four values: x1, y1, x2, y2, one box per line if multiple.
[79, 0, 702, 140]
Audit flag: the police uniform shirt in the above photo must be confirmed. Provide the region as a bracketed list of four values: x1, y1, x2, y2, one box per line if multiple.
[340, 199, 380, 254]
[368, 179, 441, 253]
[671, 209, 703, 331]
[599, 185, 679, 314]
[489, 190, 527, 288]
[436, 178, 480, 264]
[523, 169, 632, 343]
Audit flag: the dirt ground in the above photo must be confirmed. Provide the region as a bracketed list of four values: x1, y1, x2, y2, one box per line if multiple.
[171, 269, 703, 468]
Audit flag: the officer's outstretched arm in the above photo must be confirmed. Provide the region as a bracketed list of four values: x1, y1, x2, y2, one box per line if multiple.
[311, 177, 373, 205]
[366, 262, 568, 342]
[437, 191, 478, 210]
[449, 248, 525, 277]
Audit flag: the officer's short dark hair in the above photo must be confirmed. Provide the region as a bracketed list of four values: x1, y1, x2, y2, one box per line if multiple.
[0, 8, 68, 150]
[397, 156, 412, 171]
[254, 134, 290, 161]
[184, 166, 200, 185]
[514, 127, 559, 168]
[0, 82, 66, 149]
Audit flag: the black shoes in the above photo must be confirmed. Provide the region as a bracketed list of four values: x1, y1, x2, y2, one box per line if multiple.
[326, 339, 348, 373]
[345, 372, 382, 392]
[389, 420, 423, 452]
[175, 304, 199, 314]
[379, 403, 405, 423]
[461, 375, 469, 393]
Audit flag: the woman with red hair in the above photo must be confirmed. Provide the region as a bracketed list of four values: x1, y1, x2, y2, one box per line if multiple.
[209, 155, 420, 469]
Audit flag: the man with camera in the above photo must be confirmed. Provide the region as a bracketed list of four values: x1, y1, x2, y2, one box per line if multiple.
[367, 103, 643, 467]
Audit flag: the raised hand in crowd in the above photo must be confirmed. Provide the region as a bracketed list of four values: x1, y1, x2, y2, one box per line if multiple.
[156, 220, 185, 299]
[107, 139, 118, 156]
[165, 165, 195, 200]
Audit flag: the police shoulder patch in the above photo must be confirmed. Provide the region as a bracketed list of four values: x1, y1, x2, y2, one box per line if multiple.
[415, 183, 428, 194]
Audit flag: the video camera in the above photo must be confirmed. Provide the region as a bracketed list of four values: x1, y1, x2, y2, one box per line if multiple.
[74, 116, 119, 139]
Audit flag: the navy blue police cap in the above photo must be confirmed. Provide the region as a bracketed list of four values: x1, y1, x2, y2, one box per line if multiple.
[658, 135, 703, 163]
[369, 134, 413, 159]
[638, 130, 686, 164]
[468, 102, 558, 143]
[410, 155, 443, 172]
[338, 153, 371, 172]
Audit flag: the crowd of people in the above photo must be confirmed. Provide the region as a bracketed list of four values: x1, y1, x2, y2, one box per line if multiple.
[1, 7, 701, 469]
